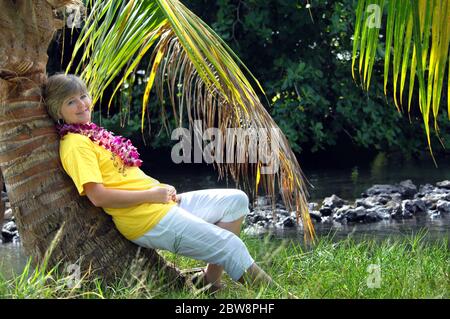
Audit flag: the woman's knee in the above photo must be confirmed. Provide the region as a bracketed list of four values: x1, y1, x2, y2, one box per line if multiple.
[221, 189, 250, 223]
[231, 189, 249, 213]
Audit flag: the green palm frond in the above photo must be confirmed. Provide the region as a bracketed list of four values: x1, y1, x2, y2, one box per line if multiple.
[67, 0, 315, 241]
[352, 0, 450, 161]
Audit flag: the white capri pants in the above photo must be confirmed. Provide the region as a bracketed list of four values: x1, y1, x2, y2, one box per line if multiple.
[131, 189, 255, 281]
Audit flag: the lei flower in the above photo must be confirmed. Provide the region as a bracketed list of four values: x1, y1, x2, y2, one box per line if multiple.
[56, 122, 143, 168]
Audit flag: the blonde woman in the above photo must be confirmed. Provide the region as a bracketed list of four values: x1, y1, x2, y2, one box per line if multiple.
[42, 73, 275, 294]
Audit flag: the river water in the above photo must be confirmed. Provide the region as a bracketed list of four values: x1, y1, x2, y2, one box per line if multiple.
[1, 153, 449, 277]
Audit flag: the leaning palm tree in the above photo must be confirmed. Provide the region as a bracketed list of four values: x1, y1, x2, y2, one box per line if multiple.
[0, 0, 314, 285]
[352, 0, 450, 163]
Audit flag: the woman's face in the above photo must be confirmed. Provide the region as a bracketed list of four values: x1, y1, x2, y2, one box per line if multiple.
[59, 92, 92, 124]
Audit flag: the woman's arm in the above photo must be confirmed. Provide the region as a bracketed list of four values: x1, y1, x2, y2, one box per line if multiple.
[84, 182, 175, 208]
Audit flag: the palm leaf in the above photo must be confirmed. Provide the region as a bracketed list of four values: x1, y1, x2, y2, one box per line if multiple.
[67, 0, 315, 241]
[352, 0, 366, 80]
[383, 0, 396, 96]
[352, 0, 450, 160]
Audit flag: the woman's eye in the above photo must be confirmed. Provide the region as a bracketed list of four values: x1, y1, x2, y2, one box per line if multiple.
[68, 100, 75, 105]
[81, 94, 88, 99]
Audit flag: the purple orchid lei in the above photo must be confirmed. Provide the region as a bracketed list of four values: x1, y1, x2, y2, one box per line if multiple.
[56, 122, 143, 168]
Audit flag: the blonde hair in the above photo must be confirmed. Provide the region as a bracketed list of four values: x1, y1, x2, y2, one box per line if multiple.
[42, 73, 90, 122]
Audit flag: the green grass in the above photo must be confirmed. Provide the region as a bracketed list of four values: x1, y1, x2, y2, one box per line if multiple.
[0, 232, 449, 299]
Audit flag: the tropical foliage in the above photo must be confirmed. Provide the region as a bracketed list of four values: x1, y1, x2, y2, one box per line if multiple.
[353, 0, 450, 161]
[78, 0, 449, 161]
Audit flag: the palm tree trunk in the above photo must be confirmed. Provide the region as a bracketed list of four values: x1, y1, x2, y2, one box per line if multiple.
[0, 0, 185, 287]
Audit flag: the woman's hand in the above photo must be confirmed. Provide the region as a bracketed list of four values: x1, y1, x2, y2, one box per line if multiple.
[163, 184, 180, 203]
[148, 185, 179, 203]
[148, 186, 173, 203]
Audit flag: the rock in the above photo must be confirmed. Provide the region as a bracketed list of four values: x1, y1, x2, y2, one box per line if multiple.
[367, 207, 391, 220]
[429, 210, 441, 218]
[321, 216, 332, 223]
[420, 193, 450, 206]
[281, 216, 295, 228]
[319, 195, 348, 217]
[319, 206, 334, 217]
[389, 193, 403, 202]
[365, 180, 417, 199]
[1, 229, 17, 243]
[401, 199, 427, 216]
[256, 220, 267, 228]
[418, 184, 435, 195]
[436, 200, 450, 214]
[274, 208, 289, 217]
[308, 202, 319, 211]
[345, 206, 368, 223]
[399, 180, 418, 198]
[365, 184, 400, 197]
[322, 194, 347, 209]
[364, 210, 383, 223]
[309, 211, 322, 223]
[419, 184, 449, 196]
[3, 208, 13, 222]
[247, 213, 268, 224]
[1, 221, 18, 243]
[333, 205, 353, 218]
[333, 205, 367, 223]
[355, 196, 382, 209]
[378, 195, 391, 205]
[332, 206, 347, 221]
[3, 221, 17, 232]
[388, 201, 404, 219]
[436, 180, 450, 189]
[255, 196, 270, 206]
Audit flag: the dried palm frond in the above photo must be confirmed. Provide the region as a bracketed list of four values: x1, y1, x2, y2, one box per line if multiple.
[68, 0, 315, 241]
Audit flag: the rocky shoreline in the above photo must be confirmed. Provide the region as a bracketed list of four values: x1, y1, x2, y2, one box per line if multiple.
[245, 180, 450, 230]
[2, 180, 450, 244]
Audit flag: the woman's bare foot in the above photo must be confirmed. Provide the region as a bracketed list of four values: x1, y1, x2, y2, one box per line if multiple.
[191, 268, 225, 295]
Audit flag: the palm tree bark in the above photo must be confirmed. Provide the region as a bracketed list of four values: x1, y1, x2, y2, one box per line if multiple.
[0, 0, 186, 287]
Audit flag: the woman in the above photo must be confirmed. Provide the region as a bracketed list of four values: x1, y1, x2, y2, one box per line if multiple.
[42, 73, 275, 294]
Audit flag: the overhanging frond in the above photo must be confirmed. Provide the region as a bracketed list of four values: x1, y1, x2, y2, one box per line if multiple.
[68, 0, 315, 242]
[352, 0, 450, 162]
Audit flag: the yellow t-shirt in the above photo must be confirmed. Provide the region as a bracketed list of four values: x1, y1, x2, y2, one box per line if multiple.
[59, 132, 176, 240]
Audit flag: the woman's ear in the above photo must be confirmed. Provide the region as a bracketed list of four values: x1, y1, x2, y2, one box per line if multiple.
[57, 110, 64, 122]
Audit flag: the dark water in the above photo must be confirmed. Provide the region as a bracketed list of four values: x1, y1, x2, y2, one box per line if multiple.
[1, 153, 450, 277]
[0, 242, 26, 279]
